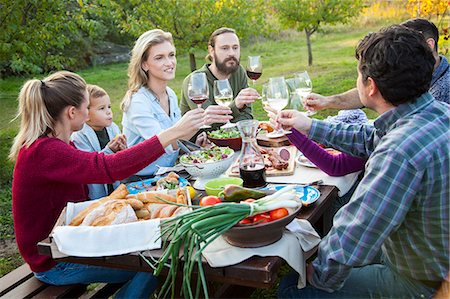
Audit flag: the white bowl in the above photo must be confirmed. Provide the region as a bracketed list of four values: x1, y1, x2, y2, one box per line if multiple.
[180, 149, 236, 189]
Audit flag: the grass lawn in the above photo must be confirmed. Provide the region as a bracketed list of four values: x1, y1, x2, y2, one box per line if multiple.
[0, 19, 403, 284]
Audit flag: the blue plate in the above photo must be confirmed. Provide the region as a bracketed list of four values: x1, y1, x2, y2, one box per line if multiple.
[126, 176, 188, 194]
[269, 185, 320, 205]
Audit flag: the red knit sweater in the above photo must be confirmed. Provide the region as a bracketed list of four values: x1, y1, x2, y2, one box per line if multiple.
[12, 136, 165, 272]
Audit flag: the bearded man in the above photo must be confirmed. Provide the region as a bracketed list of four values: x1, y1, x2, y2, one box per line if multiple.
[181, 28, 259, 129]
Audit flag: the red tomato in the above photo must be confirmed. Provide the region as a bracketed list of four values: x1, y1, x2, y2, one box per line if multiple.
[269, 208, 289, 221]
[238, 217, 253, 225]
[253, 213, 271, 224]
[199, 196, 222, 206]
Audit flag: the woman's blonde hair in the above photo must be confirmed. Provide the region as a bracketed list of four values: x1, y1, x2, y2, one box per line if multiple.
[9, 71, 86, 161]
[121, 29, 174, 111]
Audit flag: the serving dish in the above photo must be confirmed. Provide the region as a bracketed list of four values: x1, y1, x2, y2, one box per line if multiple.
[127, 176, 188, 194]
[222, 205, 301, 248]
[296, 148, 341, 168]
[207, 129, 242, 151]
[272, 185, 320, 206]
[180, 147, 235, 190]
[204, 177, 243, 196]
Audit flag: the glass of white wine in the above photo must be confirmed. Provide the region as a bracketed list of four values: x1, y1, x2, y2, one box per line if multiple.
[213, 79, 235, 129]
[266, 76, 291, 137]
[295, 71, 315, 116]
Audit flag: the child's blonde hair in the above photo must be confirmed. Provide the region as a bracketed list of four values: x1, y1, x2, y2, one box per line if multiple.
[87, 84, 108, 102]
[9, 71, 86, 161]
[121, 29, 174, 112]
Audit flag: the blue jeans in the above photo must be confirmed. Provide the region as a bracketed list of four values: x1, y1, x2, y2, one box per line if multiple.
[34, 262, 157, 299]
[278, 263, 436, 298]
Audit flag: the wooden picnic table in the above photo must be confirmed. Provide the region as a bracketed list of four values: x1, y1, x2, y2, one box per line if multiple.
[37, 184, 338, 293]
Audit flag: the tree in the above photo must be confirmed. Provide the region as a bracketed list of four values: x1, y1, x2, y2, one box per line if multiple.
[273, 0, 364, 66]
[116, 0, 266, 71]
[0, 0, 113, 76]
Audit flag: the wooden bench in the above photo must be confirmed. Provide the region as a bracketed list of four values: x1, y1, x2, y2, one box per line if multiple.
[0, 264, 123, 299]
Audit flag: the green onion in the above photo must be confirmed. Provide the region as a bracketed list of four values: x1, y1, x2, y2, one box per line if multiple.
[146, 185, 300, 299]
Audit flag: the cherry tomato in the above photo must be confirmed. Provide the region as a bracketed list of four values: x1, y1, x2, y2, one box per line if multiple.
[199, 196, 222, 206]
[253, 213, 271, 224]
[269, 208, 289, 221]
[238, 217, 253, 225]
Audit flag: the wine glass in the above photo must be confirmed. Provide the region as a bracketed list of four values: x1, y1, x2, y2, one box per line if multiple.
[286, 77, 305, 112]
[188, 72, 210, 129]
[295, 71, 315, 116]
[246, 56, 262, 85]
[213, 79, 236, 129]
[266, 77, 291, 137]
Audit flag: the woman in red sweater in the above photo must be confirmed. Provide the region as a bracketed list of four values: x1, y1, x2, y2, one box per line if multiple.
[9, 71, 205, 298]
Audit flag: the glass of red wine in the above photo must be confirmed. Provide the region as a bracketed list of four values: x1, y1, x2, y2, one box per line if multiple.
[188, 72, 210, 129]
[246, 56, 262, 85]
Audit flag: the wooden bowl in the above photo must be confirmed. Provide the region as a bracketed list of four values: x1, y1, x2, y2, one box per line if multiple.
[222, 206, 301, 248]
[207, 136, 242, 151]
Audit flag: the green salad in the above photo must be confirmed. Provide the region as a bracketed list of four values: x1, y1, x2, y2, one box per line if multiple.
[180, 146, 234, 164]
[208, 128, 240, 139]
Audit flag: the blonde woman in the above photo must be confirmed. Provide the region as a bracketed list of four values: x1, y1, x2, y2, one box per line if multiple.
[10, 71, 203, 297]
[121, 29, 228, 180]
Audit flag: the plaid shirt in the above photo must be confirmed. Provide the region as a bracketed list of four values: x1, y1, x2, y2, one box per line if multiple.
[308, 93, 449, 292]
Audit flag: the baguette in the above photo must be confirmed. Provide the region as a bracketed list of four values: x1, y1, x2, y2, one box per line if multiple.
[147, 204, 167, 219]
[135, 208, 151, 220]
[126, 192, 177, 204]
[110, 184, 129, 199]
[176, 188, 188, 205]
[69, 196, 112, 226]
[158, 205, 178, 218]
[125, 198, 144, 210]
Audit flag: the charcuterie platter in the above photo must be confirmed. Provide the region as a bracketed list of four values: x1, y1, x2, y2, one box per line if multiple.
[226, 146, 297, 177]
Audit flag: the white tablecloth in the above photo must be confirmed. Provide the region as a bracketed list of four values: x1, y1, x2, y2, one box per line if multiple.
[267, 165, 361, 197]
[203, 219, 321, 289]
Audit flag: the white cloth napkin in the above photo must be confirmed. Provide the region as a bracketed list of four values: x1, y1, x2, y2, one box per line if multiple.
[267, 164, 361, 196]
[52, 200, 162, 257]
[202, 219, 321, 288]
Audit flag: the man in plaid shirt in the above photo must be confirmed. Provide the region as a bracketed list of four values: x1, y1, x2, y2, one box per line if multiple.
[277, 25, 449, 298]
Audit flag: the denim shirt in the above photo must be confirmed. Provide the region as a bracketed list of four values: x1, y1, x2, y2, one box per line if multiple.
[122, 86, 181, 176]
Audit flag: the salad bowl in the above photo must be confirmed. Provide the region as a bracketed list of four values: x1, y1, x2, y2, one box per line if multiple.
[180, 147, 236, 190]
[207, 129, 242, 151]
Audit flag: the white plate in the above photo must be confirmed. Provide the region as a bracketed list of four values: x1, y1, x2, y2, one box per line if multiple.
[266, 131, 285, 138]
[296, 148, 341, 168]
[265, 185, 321, 206]
[296, 153, 317, 168]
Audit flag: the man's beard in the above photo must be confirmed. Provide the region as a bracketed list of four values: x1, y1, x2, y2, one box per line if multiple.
[214, 53, 240, 75]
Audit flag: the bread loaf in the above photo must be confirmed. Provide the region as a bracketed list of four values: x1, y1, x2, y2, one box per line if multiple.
[69, 196, 112, 226]
[145, 204, 190, 219]
[81, 200, 137, 226]
[109, 184, 129, 199]
[126, 192, 177, 204]
[125, 198, 144, 210]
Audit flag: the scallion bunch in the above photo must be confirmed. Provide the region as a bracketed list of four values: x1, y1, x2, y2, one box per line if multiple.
[145, 185, 300, 299]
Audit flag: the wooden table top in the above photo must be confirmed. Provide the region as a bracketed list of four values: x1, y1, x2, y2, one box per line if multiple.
[38, 185, 338, 289]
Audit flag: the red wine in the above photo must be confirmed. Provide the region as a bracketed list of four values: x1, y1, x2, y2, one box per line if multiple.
[191, 96, 208, 105]
[246, 70, 262, 81]
[240, 165, 266, 188]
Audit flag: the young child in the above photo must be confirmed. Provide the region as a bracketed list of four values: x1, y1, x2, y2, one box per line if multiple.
[71, 84, 127, 199]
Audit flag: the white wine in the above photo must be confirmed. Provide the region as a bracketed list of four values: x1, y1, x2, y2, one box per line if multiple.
[267, 98, 288, 111]
[215, 96, 233, 107]
[296, 87, 312, 98]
